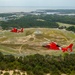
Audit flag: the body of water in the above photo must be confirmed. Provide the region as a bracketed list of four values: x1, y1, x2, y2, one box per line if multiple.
[0, 6, 38, 13]
[0, 6, 75, 13]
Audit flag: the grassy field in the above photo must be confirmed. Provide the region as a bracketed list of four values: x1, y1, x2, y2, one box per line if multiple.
[57, 22, 75, 28]
[0, 28, 75, 56]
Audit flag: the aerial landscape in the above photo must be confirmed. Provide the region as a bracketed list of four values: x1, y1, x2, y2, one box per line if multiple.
[0, 0, 75, 75]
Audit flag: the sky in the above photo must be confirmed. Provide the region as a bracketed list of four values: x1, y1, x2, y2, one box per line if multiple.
[0, 0, 75, 8]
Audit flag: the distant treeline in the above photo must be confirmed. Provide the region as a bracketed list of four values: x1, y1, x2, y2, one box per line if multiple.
[66, 26, 75, 32]
[0, 52, 75, 75]
[43, 9, 75, 14]
[0, 14, 75, 32]
[0, 13, 15, 17]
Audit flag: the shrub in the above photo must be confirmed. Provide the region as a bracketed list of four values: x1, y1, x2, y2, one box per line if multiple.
[4, 72, 10, 75]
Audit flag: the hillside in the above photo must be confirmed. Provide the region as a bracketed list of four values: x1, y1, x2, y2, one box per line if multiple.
[0, 28, 75, 56]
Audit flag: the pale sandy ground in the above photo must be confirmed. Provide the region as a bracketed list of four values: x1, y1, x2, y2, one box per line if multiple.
[0, 70, 67, 75]
[0, 70, 27, 75]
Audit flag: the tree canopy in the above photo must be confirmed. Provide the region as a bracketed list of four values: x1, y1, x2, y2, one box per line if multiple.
[0, 52, 75, 75]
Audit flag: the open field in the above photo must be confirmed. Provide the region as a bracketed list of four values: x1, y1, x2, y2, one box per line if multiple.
[57, 22, 75, 28]
[0, 28, 75, 56]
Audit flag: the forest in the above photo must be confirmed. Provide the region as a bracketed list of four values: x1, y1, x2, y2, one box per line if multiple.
[0, 52, 75, 75]
[0, 14, 75, 32]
